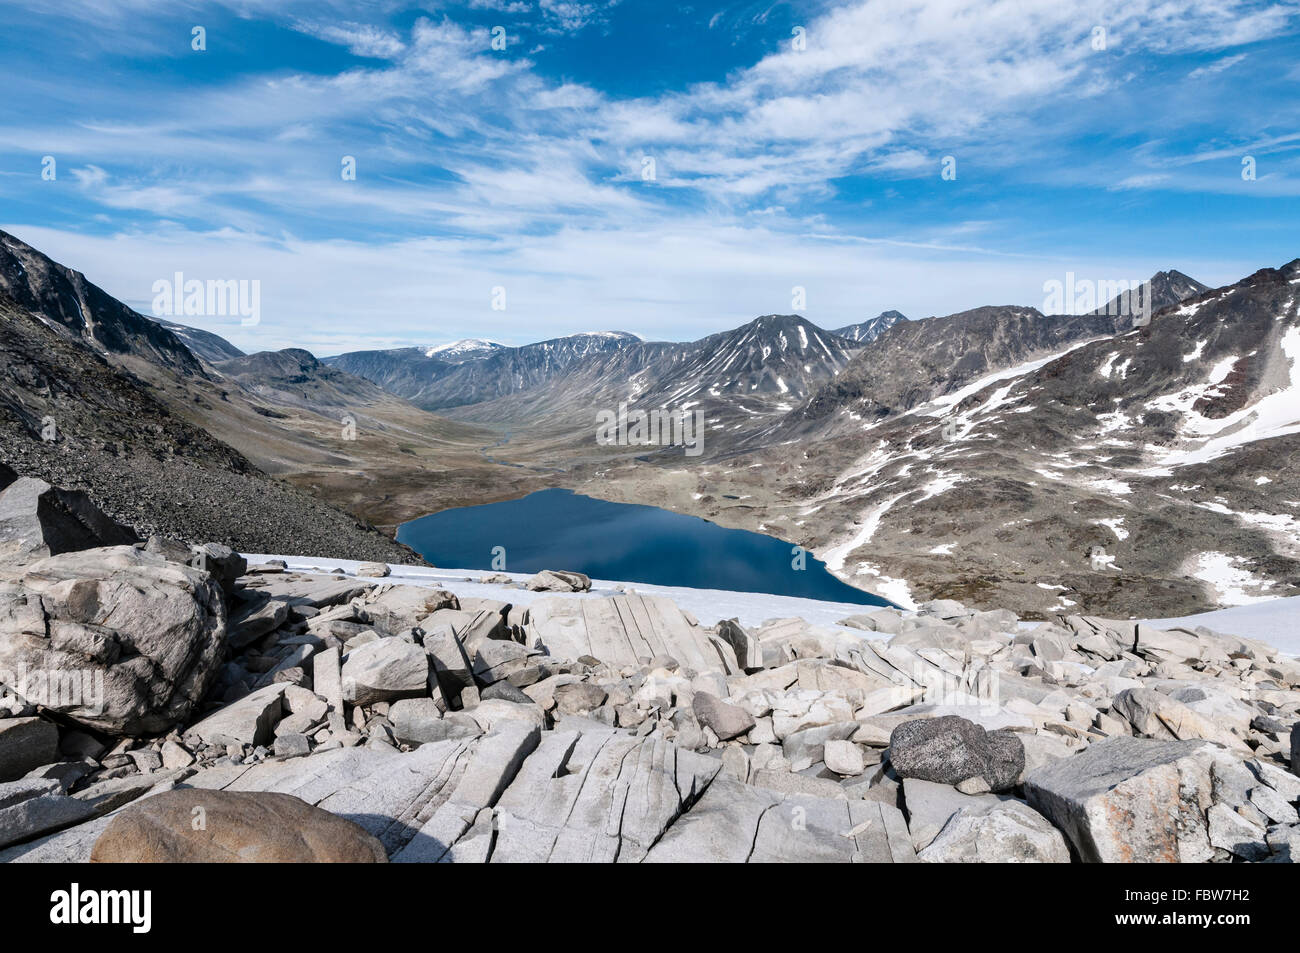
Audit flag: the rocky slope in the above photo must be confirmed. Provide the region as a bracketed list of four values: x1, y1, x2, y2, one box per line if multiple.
[0, 230, 202, 376]
[0, 513, 1295, 863]
[0, 290, 418, 562]
[154, 318, 245, 363]
[581, 263, 1298, 619]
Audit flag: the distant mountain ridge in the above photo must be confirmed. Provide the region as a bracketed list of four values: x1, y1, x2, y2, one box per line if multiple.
[833, 310, 908, 343]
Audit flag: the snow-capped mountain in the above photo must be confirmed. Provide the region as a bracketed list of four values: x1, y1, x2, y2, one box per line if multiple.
[629, 314, 859, 416]
[327, 331, 645, 411]
[675, 262, 1299, 619]
[832, 310, 908, 344]
[434, 314, 862, 441]
[422, 339, 506, 362]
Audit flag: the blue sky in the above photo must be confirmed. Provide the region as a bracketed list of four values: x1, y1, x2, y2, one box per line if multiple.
[2, 0, 1298, 355]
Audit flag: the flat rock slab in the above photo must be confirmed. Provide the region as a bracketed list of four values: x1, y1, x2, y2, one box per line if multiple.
[644, 778, 916, 863]
[527, 593, 733, 675]
[901, 777, 1016, 850]
[918, 801, 1070, 863]
[492, 726, 721, 863]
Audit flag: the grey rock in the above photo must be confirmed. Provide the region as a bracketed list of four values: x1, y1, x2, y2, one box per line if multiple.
[227, 594, 290, 651]
[481, 681, 534, 705]
[0, 546, 227, 735]
[1265, 823, 1300, 861]
[186, 683, 287, 748]
[389, 697, 447, 746]
[1207, 803, 1269, 861]
[0, 717, 59, 782]
[0, 477, 137, 563]
[159, 741, 193, 770]
[552, 682, 608, 716]
[901, 777, 1014, 850]
[492, 728, 720, 862]
[524, 570, 591, 592]
[823, 739, 865, 776]
[888, 716, 1024, 792]
[644, 777, 915, 863]
[472, 640, 540, 686]
[127, 749, 162, 773]
[918, 802, 1070, 863]
[189, 543, 247, 598]
[1025, 736, 1218, 863]
[692, 691, 755, 741]
[341, 638, 428, 706]
[273, 733, 311, 759]
[1249, 785, 1299, 826]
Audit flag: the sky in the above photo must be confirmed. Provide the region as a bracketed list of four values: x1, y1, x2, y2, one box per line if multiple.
[1, 0, 1298, 355]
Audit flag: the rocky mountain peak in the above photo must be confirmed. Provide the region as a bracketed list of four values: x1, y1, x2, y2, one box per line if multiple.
[0, 229, 203, 376]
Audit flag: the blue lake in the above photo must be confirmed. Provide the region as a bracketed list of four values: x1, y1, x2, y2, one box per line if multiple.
[397, 488, 890, 607]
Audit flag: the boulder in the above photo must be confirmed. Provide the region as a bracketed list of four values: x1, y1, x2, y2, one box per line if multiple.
[188, 543, 247, 598]
[466, 699, 545, 733]
[389, 697, 447, 746]
[0, 717, 59, 782]
[1110, 687, 1249, 752]
[1024, 736, 1219, 863]
[186, 683, 288, 748]
[525, 570, 591, 592]
[917, 802, 1070, 863]
[90, 789, 387, 862]
[356, 563, 391, 578]
[692, 691, 755, 741]
[1207, 803, 1269, 861]
[0, 546, 227, 735]
[341, 638, 428, 706]
[888, 716, 1024, 792]
[823, 739, 865, 776]
[226, 594, 290, 650]
[0, 478, 137, 563]
[552, 682, 608, 716]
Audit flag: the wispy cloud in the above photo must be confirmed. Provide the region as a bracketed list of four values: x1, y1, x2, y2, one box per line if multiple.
[0, 0, 1296, 350]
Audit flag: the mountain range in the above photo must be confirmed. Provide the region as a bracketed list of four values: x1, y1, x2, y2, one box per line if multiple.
[0, 225, 1294, 618]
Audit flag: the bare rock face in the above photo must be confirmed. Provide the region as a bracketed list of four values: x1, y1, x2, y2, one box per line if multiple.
[1024, 737, 1219, 863]
[90, 789, 388, 863]
[0, 545, 227, 735]
[0, 477, 137, 563]
[0, 717, 59, 782]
